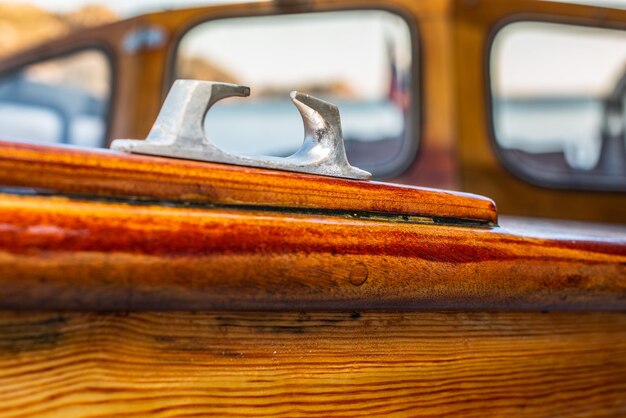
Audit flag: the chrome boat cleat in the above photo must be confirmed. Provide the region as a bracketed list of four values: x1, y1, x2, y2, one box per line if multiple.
[111, 80, 371, 180]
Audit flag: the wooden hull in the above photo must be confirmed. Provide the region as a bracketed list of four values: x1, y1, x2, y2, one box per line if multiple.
[1, 311, 625, 417]
[0, 191, 624, 415]
[0, 72, 623, 415]
[0, 193, 624, 311]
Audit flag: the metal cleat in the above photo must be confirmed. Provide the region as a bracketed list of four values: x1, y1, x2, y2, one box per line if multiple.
[111, 80, 371, 180]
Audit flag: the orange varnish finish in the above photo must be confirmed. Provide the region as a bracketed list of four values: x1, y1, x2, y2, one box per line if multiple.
[0, 1, 624, 415]
[0, 193, 623, 311]
[0, 141, 496, 223]
[0, 310, 625, 417]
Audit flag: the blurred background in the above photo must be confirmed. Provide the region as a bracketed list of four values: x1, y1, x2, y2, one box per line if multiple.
[0, 0, 625, 193]
[0, 1, 414, 175]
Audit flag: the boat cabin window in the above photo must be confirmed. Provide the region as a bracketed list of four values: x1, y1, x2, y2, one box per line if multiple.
[0, 49, 112, 147]
[174, 10, 416, 178]
[490, 21, 626, 191]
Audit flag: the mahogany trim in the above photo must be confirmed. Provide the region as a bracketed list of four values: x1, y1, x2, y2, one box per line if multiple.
[0, 140, 497, 223]
[0, 194, 623, 311]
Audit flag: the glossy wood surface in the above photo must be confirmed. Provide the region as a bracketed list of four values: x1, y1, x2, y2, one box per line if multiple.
[0, 193, 623, 311]
[0, 311, 625, 417]
[0, 3, 624, 416]
[0, 140, 497, 223]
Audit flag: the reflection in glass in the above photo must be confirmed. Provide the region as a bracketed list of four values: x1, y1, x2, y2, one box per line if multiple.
[176, 10, 414, 177]
[0, 49, 111, 147]
[491, 22, 626, 190]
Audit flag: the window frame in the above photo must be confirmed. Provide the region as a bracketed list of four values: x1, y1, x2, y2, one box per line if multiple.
[486, 16, 626, 192]
[0, 43, 116, 148]
[167, 6, 421, 179]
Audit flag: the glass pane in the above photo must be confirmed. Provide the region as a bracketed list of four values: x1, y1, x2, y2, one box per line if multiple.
[491, 22, 626, 190]
[175, 10, 414, 177]
[0, 49, 111, 147]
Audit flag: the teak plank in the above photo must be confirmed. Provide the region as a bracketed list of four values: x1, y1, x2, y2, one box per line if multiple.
[0, 140, 496, 223]
[0, 194, 623, 311]
[0, 311, 624, 417]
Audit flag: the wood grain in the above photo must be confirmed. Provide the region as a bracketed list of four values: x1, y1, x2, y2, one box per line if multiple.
[0, 193, 623, 311]
[0, 140, 496, 224]
[0, 311, 625, 417]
